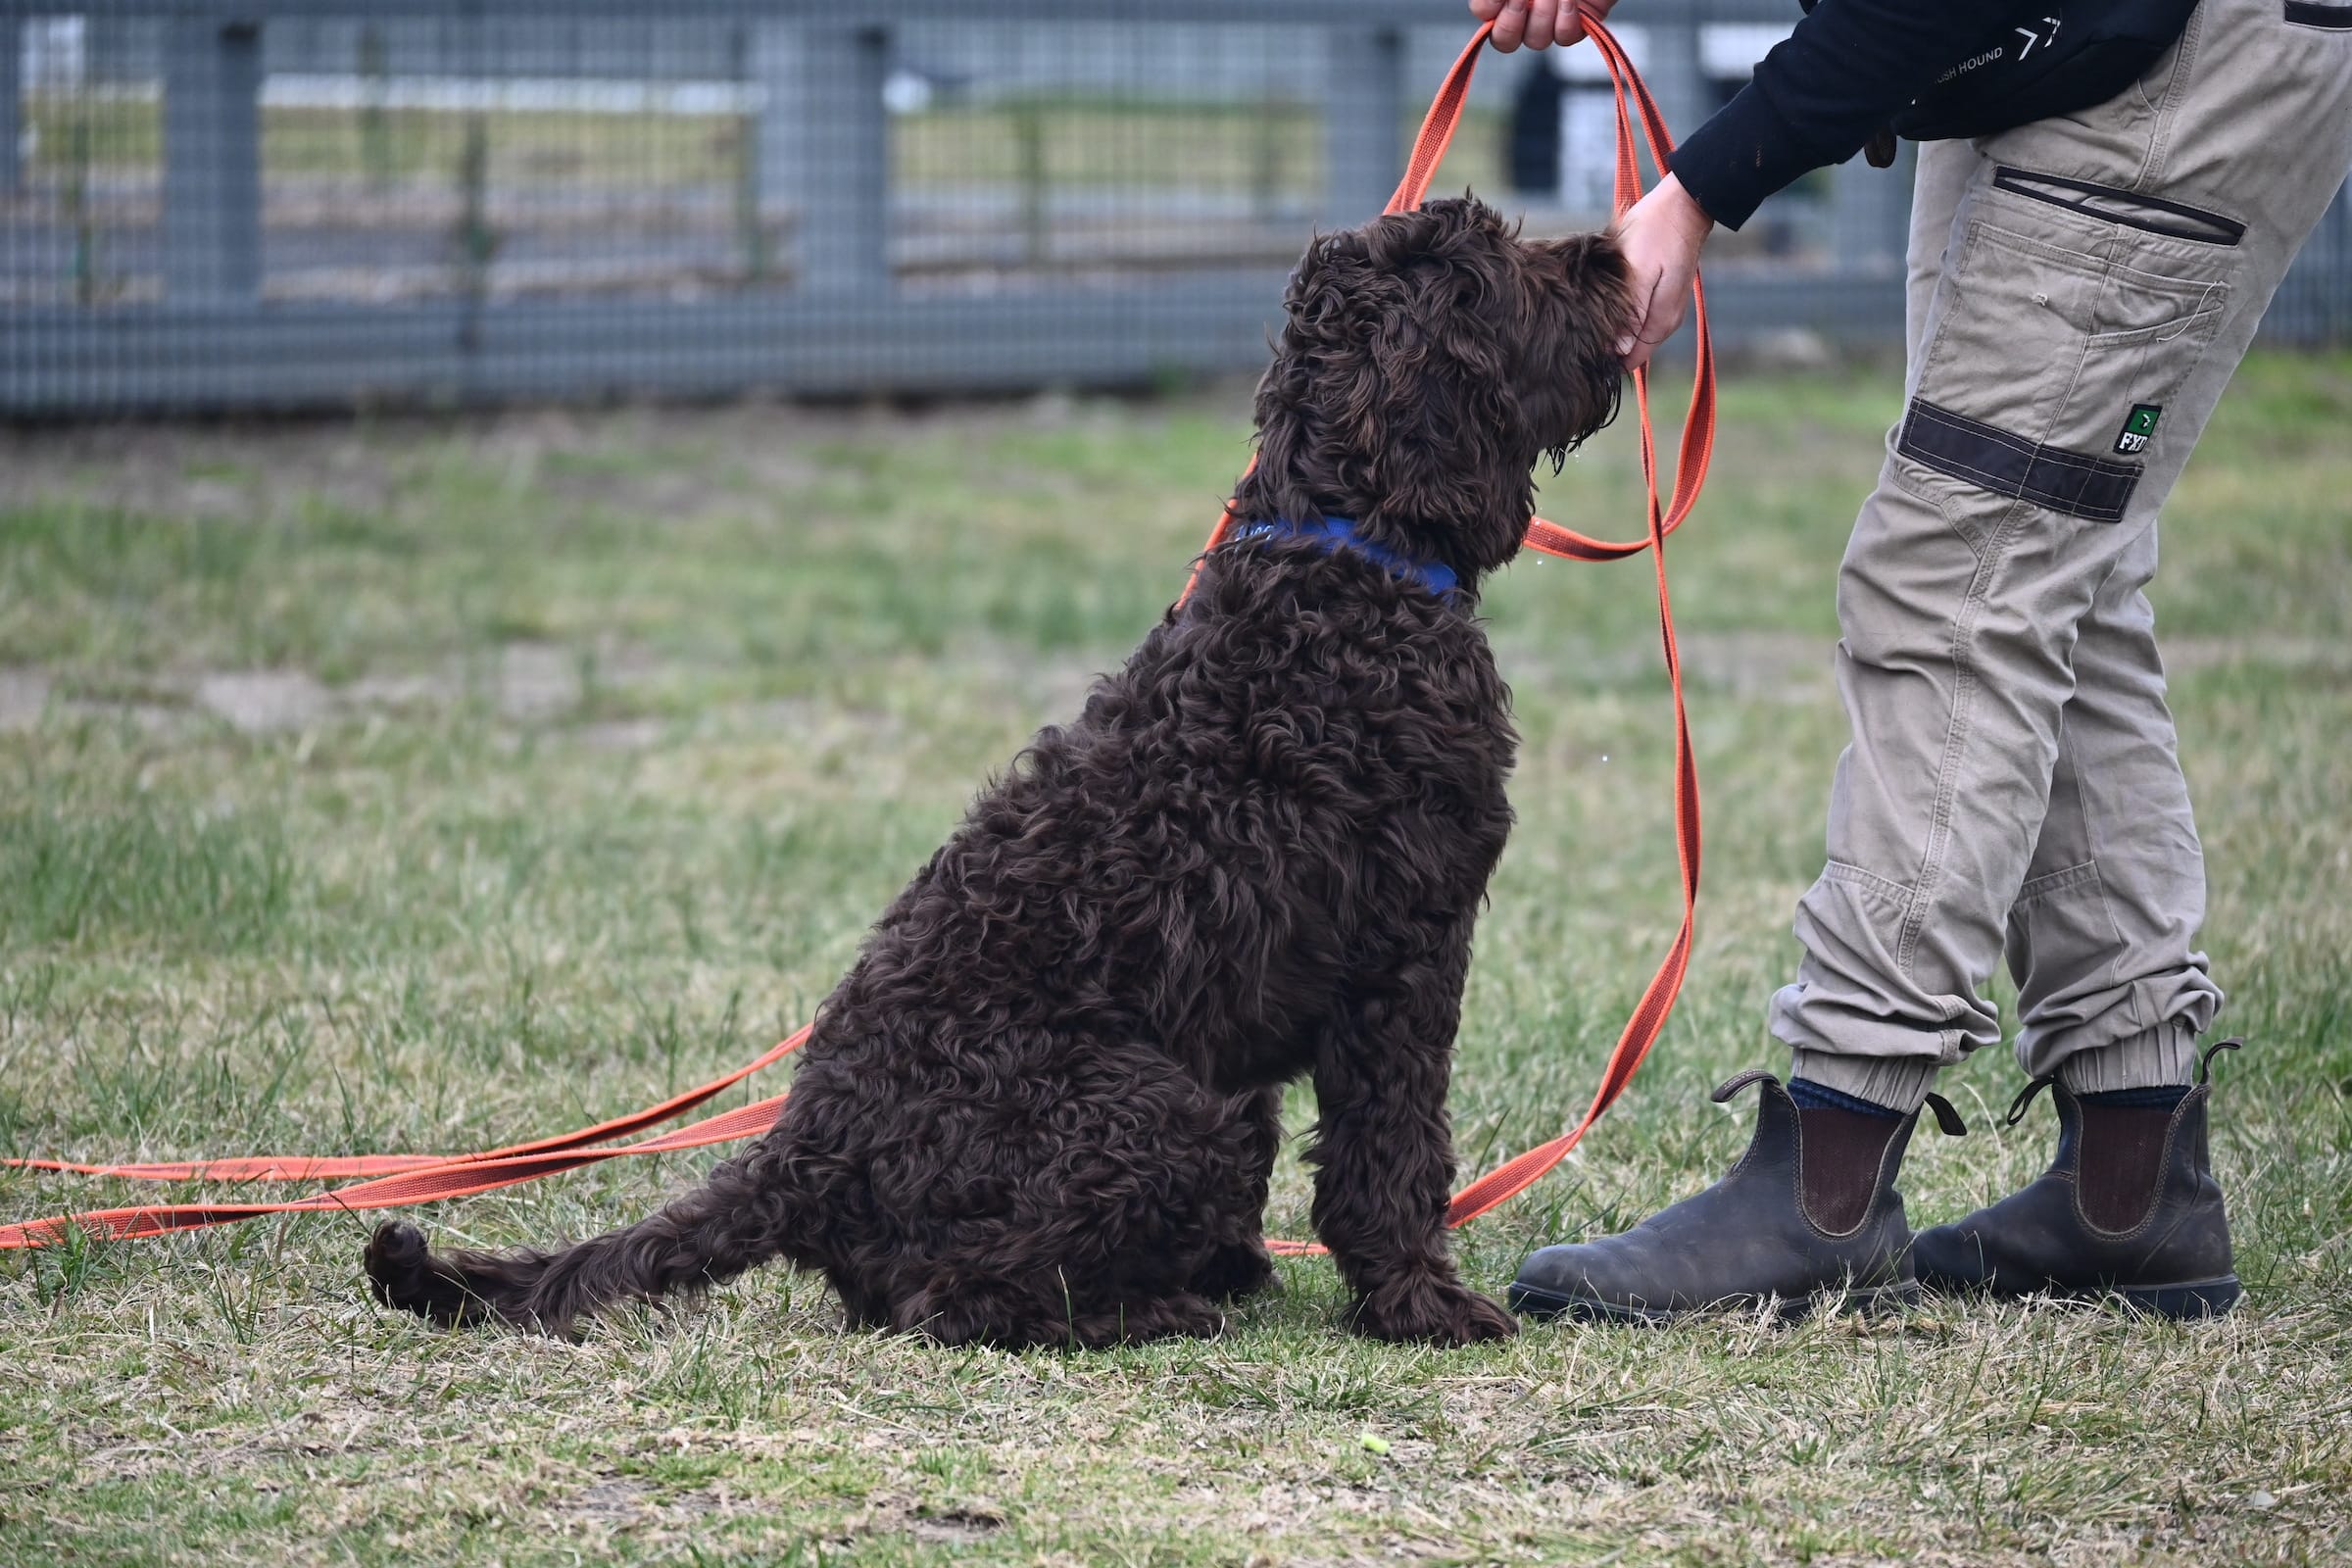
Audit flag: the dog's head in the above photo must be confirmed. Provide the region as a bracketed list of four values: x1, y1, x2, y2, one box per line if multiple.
[1234, 196, 1633, 586]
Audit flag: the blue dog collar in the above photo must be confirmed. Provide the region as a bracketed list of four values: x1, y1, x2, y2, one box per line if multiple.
[1232, 516, 1459, 601]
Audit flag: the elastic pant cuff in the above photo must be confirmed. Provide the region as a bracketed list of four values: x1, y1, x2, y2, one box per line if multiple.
[2055, 1018, 2199, 1095]
[1787, 1050, 1940, 1114]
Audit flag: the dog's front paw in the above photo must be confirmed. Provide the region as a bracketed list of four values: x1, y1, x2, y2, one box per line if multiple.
[1348, 1273, 1517, 1347]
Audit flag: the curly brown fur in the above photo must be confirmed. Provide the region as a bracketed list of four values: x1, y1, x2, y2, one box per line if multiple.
[367, 197, 1634, 1349]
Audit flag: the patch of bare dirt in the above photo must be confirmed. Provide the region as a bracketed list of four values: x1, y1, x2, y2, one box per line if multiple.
[195, 670, 333, 735]
[495, 642, 585, 722]
[565, 1477, 662, 1521]
[908, 1505, 1006, 1544]
[0, 668, 50, 731]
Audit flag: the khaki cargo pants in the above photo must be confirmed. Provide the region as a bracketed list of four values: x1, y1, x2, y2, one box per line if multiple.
[1775, 0, 2352, 1108]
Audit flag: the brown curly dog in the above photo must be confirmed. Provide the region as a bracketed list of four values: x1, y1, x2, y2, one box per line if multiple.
[366, 196, 1633, 1348]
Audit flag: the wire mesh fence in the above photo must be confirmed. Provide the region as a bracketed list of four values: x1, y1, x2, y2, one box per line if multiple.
[3, 2, 2346, 415]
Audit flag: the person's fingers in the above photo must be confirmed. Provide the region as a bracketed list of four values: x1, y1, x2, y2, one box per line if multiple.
[1559, 0, 1611, 47]
[1626, 278, 1694, 370]
[1484, 0, 1614, 51]
[1523, 0, 1563, 50]
[1491, 0, 1570, 52]
[1627, 311, 1681, 371]
[1489, 0, 1529, 52]
[1621, 269, 1663, 369]
[1613, 249, 1688, 371]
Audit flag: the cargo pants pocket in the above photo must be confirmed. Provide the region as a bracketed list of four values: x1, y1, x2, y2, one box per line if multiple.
[1893, 176, 2236, 539]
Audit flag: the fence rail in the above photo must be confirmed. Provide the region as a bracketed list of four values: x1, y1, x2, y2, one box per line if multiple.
[3, 2, 2345, 415]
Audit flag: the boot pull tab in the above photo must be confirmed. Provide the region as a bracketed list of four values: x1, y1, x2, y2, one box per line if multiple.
[2005, 1075, 2057, 1128]
[1922, 1093, 1968, 1138]
[2197, 1036, 2242, 1085]
[1709, 1069, 1777, 1104]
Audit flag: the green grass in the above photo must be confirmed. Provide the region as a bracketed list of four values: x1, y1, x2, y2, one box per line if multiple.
[2, 359, 2349, 1565]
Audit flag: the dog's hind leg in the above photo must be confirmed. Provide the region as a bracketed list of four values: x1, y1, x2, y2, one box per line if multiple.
[894, 1274, 1224, 1348]
[1191, 1085, 1282, 1303]
[1067, 1291, 1225, 1347]
[832, 1273, 895, 1333]
[888, 1272, 1114, 1348]
[859, 1039, 1243, 1348]
[888, 1273, 1049, 1347]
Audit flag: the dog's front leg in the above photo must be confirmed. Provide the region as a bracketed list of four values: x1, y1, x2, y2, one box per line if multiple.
[1306, 932, 1515, 1346]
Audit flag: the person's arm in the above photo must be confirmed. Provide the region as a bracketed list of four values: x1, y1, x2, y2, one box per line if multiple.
[1475, 0, 2041, 225]
[1466, 1, 2037, 368]
[1668, 0, 2043, 230]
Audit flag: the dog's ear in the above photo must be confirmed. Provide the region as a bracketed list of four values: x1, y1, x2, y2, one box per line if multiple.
[1237, 228, 1353, 535]
[1238, 198, 1537, 578]
[1349, 199, 1538, 574]
[1514, 229, 1633, 467]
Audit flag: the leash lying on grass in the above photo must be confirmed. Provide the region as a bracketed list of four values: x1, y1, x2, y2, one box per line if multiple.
[0, 18, 1712, 1254]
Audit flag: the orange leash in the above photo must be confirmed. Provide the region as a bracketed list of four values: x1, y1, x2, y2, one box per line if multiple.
[1, 17, 1710, 1253]
[0, 1029, 809, 1248]
[1260, 16, 1713, 1251]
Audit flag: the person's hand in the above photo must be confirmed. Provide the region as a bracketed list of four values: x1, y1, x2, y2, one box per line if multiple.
[1610, 173, 1714, 370]
[1468, 0, 1708, 368]
[1468, 0, 1619, 52]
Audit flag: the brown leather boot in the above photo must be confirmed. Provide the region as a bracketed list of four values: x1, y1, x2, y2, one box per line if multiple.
[1509, 1071, 1965, 1324]
[1913, 1039, 2241, 1319]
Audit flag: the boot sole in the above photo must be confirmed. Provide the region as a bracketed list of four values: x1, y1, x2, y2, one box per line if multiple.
[1918, 1274, 2241, 1321]
[1507, 1278, 1920, 1326]
[2118, 1276, 2241, 1319]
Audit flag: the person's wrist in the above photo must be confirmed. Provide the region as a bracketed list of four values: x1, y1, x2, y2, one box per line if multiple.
[1654, 174, 1717, 242]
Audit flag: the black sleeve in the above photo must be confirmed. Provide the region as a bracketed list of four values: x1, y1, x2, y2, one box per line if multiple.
[1667, 0, 2043, 230]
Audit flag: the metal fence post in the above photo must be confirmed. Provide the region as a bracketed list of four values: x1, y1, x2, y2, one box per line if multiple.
[1324, 28, 1401, 223]
[2334, 181, 2352, 343]
[1644, 19, 1706, 189]
[163, 19, 263, 303]
[1, 21, 22, 198]
[753, 25, 798, 233]
[2279, 178, 2352, 343]
[760, 24, 889, 296]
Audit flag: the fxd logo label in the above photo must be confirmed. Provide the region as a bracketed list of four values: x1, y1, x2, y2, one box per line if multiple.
[2115, 404, 2163, 456]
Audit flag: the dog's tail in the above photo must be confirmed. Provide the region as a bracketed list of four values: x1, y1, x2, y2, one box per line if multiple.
[363, 1142, 805, 1337]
